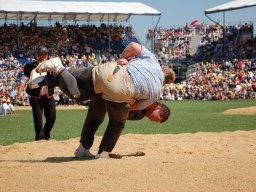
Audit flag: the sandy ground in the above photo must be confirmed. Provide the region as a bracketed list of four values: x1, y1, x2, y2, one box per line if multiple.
[224, 106, 256, 115]
[15, 105, 87, 111]
[1, 132, 256, 192]
[1, 106, 256, 192]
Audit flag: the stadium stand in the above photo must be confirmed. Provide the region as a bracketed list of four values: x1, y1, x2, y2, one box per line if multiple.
[0, 21, 255, 105]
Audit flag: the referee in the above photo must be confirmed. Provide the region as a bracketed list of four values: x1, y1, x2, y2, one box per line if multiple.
[17, 47, 56, 140]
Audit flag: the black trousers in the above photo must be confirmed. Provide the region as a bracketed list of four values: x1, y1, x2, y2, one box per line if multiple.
[80, 97, 146, 152]
[54, 67, 98, 101]
[47, 68, 130, 152]
[29, 96, 56, 140]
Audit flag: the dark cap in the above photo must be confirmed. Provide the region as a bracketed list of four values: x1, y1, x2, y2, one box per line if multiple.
[38, 46, 48, 53]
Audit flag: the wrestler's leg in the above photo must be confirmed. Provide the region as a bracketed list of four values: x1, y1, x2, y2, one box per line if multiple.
[45, 68, 96, 101]
[98, 101, 130, 153]
[55, 69, 81, 100]
[80, 97, 107, 149]
[69, 67, 98, 101]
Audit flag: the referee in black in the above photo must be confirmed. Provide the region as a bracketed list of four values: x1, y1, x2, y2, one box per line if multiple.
[17, 47, 56, 140]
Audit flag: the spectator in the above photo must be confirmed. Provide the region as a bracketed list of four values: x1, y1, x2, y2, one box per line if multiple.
[0, 99, 10, 115]
[7, 98, 15, 115]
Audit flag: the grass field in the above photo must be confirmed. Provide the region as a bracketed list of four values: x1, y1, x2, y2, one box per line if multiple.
[0, 100, 255, 145]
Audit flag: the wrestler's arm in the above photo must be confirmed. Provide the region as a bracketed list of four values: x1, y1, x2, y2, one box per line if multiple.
[127, 110, 146, 120]
[118, 42, 142, 65]
[130, 101, 158, 111]
[121, 42, 141, 59]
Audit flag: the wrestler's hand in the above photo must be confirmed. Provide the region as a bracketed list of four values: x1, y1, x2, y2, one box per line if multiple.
[118, 58, 128, 65]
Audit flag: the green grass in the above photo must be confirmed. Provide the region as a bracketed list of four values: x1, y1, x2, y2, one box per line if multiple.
[0, 100, 256, 145]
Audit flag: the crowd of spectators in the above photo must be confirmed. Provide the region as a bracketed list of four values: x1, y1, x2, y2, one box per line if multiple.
[148, 22, 255, 64]
[0, 22, 139, 106]
[147, 23, 194, 64]
[0, 21, 255, 106]
[194, 22, 255, 61]
[159, 22, 256, 100]
[162, 59, 256, 100]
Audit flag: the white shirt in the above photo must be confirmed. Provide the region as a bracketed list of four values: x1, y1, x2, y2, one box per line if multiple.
[0, 103, 10, 115]
[2, 103, 9, 110]
[8, 103, 15, 112]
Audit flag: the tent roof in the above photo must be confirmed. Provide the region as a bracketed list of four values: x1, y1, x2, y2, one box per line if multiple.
[0, 0, 161, 22]
[205, 0, 256, 14]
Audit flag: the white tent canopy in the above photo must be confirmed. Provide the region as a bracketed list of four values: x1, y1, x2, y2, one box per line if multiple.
[205, 0, 256, 14]
[0, 0, 161, 22]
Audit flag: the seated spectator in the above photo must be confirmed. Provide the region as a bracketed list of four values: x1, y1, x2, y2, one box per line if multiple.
[0, 99, 10, 115]
[7, 98, 15, 115]
[252, 81, 256, 99]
